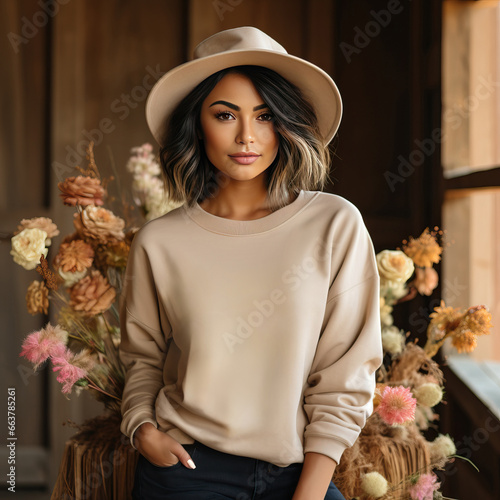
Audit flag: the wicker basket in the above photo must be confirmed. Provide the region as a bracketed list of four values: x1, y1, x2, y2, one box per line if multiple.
[333, 414, 431, 499]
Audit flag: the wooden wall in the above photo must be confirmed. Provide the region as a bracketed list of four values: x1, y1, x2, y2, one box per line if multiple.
[0, 0, 443, 493]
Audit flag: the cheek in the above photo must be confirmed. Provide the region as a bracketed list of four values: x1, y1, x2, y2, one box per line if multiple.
[202, 126, 229, 154]
[257, 128, 279, 150]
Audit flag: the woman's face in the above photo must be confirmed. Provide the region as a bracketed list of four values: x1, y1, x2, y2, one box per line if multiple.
[199, 72, 279, 183]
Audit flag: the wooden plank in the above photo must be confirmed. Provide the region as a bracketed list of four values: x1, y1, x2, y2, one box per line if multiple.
[188, 0, 307, 60]
[445, 166, 500, 190]
[0, 0, 49, 212]
[447, 357, 500, 421]
[443, 363, 500, 451]
[305, 0, 335, 76]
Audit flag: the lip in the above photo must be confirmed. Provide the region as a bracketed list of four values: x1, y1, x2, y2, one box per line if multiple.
[228, 152, 261, 165]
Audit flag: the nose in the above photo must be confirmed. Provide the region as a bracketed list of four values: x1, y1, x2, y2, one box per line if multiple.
[236, 118, 254, 145]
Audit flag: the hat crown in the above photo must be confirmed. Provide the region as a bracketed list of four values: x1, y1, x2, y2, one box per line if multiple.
[193, 26, 287, 60]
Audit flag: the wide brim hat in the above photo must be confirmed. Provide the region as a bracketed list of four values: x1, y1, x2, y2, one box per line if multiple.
[145, 26, 342, 147]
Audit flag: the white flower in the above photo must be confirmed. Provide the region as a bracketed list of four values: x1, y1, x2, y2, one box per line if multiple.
[413, 382, 443, 407]
[429, 434, 456, 461]
[132, 171, 156, 192]
[380, 297, 394, 327]
[126, 143, 161, 177]
[377, 250, 415, 283]
[382, 326, 405, 355]
[58, 268, 87, 287]
[10, 228, 48, 270]
[380, 279, 408, 304]
[145, 194, 183, 221]
[361, 472, 388, 498]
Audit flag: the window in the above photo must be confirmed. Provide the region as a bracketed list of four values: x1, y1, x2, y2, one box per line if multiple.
[442, 0, 500, 361]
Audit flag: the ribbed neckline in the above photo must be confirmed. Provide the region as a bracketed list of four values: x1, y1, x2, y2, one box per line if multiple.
[183, 190, 320, 235]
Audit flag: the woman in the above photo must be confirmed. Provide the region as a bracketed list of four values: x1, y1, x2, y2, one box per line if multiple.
[119, 26, 383, 500]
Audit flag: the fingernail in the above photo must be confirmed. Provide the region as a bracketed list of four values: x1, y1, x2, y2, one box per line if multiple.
[187, 459, 196, 469]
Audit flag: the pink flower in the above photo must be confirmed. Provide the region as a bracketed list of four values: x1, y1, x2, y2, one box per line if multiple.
[376, 386, 417, 425]
[409, 473, 440, 500]
[412, 267, 439, 296]
[51, 348, 89, 394]
[20, 324, 67, 370]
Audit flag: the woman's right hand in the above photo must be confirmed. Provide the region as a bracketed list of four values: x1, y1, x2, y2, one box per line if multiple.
[133, 422, 196, 469]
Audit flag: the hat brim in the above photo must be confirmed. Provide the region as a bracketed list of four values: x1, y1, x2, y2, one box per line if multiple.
[145, 49, 343, 147]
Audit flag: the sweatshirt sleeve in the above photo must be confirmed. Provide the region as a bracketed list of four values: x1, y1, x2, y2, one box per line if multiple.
[118, 230, 171, 450]
[302, 204, 383, 465]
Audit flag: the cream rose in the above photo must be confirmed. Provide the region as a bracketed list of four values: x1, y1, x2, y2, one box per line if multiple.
[16, 217, 59, 246]
[11, 228, 48, 270]
[377, 250, 414, 283]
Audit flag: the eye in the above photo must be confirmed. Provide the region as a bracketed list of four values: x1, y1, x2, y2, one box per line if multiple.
[258, 112, 274, 122]
[214, 111, 235, 121]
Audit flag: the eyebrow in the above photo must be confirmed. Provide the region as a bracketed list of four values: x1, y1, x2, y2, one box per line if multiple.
[208, 100, 269, 112]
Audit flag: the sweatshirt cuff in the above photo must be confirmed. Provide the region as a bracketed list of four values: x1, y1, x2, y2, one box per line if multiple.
[120, 408, 158, 451]
[303, 435, 351, 465]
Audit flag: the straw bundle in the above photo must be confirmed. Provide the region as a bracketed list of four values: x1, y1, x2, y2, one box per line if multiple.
[51, 411, 138, 500]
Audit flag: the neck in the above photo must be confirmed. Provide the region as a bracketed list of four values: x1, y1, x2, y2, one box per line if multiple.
[199, 181, 297, 221]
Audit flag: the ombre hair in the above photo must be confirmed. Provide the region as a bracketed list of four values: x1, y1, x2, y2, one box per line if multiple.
[158, 65, 334, 211]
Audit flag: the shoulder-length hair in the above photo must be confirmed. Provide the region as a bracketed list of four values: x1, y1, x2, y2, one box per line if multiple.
[158, 65, 335, 211]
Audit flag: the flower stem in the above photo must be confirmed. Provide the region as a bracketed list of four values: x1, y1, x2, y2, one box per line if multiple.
[84, 377, 121, 401]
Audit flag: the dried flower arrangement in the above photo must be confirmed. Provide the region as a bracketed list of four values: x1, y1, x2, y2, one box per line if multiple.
[331, 228, 492, 499]
[12, 143, 492, 499]
[14, 142, 181, 413]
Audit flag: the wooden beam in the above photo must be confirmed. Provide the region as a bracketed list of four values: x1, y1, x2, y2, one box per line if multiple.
[444, 166, 500, 190]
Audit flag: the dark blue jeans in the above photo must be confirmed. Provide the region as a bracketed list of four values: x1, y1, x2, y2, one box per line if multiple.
[132, 440, 345, 500]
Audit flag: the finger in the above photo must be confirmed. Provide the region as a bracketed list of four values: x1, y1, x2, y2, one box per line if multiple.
[170, 441, 196, 469]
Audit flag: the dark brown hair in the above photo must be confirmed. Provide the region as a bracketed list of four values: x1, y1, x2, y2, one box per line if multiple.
[158, 65, 334, 210]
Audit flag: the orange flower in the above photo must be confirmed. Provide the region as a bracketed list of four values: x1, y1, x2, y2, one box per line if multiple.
[68, 270, 116, 316]
[58, 176, 106, 207]
[464, 305, 493, 337]
[73, 206, 125, 243]
[451, 330, 478, 353]
[26, 280, 49, 315]
[403, 228, 443, 268]
[429, 300, 461, 332]
[54, 240, 94, 273]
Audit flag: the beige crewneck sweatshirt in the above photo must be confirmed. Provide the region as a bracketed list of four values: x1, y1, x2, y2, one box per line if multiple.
[119, 189, 383, 467]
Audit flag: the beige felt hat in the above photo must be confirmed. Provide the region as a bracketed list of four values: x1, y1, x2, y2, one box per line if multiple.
[145, 26, 342, 146]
